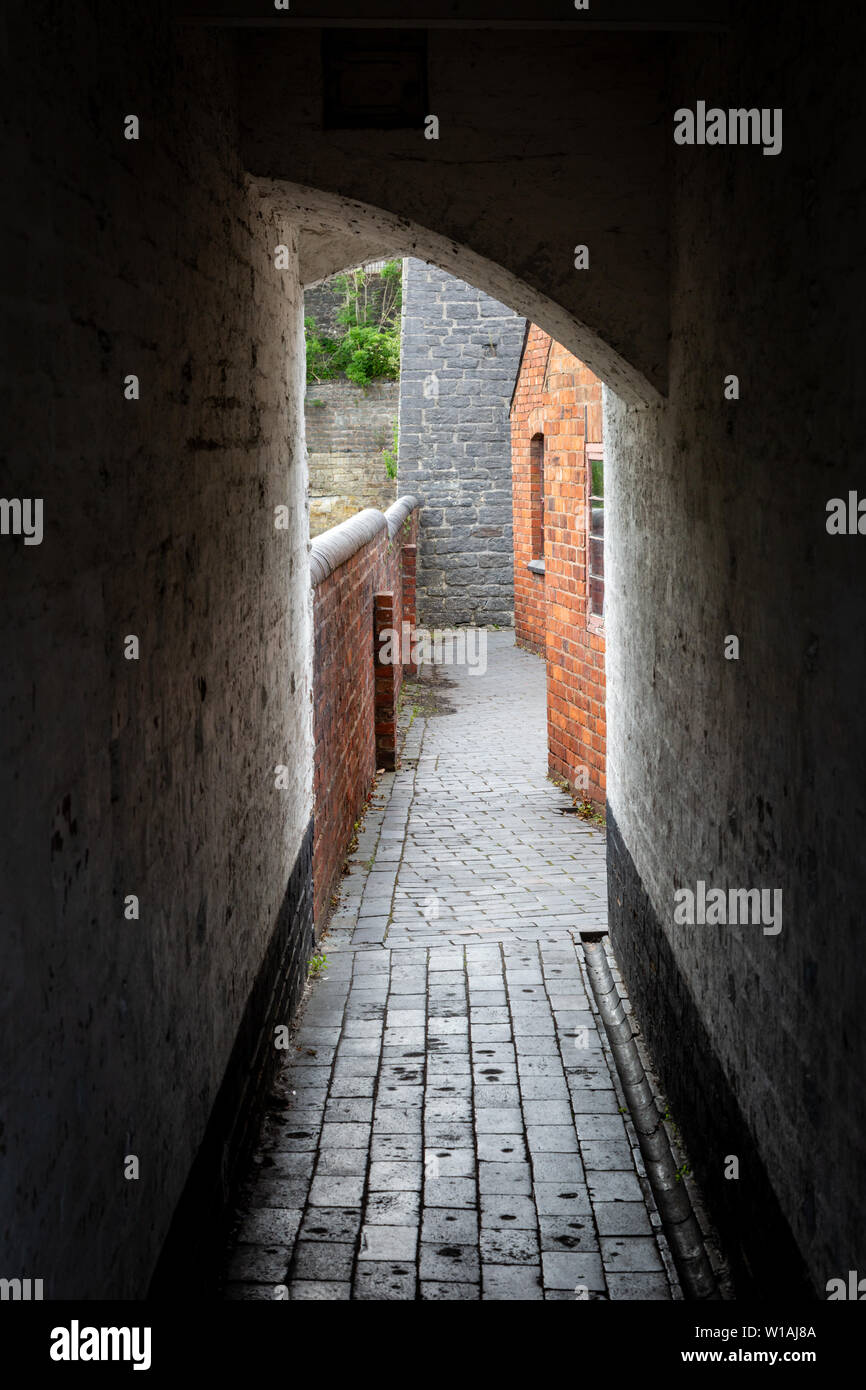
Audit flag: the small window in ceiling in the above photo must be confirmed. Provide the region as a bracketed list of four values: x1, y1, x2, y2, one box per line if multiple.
[322, 29, 429, 130]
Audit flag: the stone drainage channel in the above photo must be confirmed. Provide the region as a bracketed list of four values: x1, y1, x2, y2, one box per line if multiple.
[582, 937, 719, 1300]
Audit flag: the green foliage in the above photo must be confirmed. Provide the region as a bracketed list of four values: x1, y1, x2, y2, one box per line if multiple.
[339, 324, 401, 385]
[307, 953, 329, 979]
[305, 260, 403, 387]
[304, 317, 336, 385]
[378, 259, 403, 287]
[575, 797, 606, 826]
[382, 419, 399, 478]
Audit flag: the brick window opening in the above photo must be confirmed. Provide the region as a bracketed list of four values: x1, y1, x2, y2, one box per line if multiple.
[530, 433, 545, 561]
[588, 448, 604, 622]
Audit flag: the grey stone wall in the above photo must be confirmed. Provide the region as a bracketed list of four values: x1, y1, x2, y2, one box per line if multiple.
[397, 260, 525, 628]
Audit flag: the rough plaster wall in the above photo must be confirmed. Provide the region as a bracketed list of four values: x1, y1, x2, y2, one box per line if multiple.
[605, 11, 866, 1290]
[397, 260, 524, 628]
[0, 3, 312, 1297]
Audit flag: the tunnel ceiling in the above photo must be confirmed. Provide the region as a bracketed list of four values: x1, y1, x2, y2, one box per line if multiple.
[174, 0, 730, 30]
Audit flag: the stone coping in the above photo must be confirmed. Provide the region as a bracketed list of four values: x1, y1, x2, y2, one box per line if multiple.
[309, 495, 419, 587]
[384, 494, 418, 539]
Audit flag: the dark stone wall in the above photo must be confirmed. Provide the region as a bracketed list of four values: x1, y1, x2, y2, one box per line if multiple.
[305, 269, 395, 344]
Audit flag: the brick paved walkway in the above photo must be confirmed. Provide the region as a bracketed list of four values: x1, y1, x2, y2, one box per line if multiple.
[223, 632, 679, 1300]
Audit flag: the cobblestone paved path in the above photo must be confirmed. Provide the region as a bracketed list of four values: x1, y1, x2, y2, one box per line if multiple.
[223, 633, 679, 1300]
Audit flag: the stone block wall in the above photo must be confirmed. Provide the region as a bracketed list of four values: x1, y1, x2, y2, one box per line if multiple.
[311, 500, 419, 929]
[397, 259, 525, 628]
[305, 378, 398, 536]
[305, 273, 393, 343]
[304, 270, 400, 536]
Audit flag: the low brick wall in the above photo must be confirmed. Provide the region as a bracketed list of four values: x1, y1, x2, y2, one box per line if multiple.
[311, 497, 419, 928]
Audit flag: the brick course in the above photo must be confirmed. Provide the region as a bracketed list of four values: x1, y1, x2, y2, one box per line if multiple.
[311, 503, 418, 927]
[511, 327, 606, 805]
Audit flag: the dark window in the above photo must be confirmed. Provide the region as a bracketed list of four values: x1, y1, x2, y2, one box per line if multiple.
[322, 30, 428, 130]
[530, 433, 545, 561]
[588, 451, 604, 620]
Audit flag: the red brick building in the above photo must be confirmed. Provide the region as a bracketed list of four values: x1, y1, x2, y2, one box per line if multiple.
[511, 326, 606, 806]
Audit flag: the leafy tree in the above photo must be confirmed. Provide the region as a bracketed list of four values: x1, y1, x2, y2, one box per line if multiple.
[304, 261, 403, 387]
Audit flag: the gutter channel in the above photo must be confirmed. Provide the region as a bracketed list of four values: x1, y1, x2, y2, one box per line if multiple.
[581, 935, 720, 1301]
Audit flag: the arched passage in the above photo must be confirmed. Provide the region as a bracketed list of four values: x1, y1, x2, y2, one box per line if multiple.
[2, 0, 862, 1310]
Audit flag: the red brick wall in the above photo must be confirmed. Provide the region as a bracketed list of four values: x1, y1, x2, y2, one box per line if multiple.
[312, 505, 418, 927]
[511, 325, 551, 656]
[511, 329, 606, 805]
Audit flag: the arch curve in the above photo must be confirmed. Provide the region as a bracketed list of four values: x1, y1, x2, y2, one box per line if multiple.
[250, 178, 662, 408]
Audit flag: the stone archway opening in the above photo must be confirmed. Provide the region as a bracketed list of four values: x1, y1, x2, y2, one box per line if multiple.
[254, 177, 662, 410]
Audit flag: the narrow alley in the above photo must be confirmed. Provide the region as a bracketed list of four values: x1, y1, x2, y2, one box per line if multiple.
[224, 635, 683, 1300]
[6, 1, 862, 1339]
